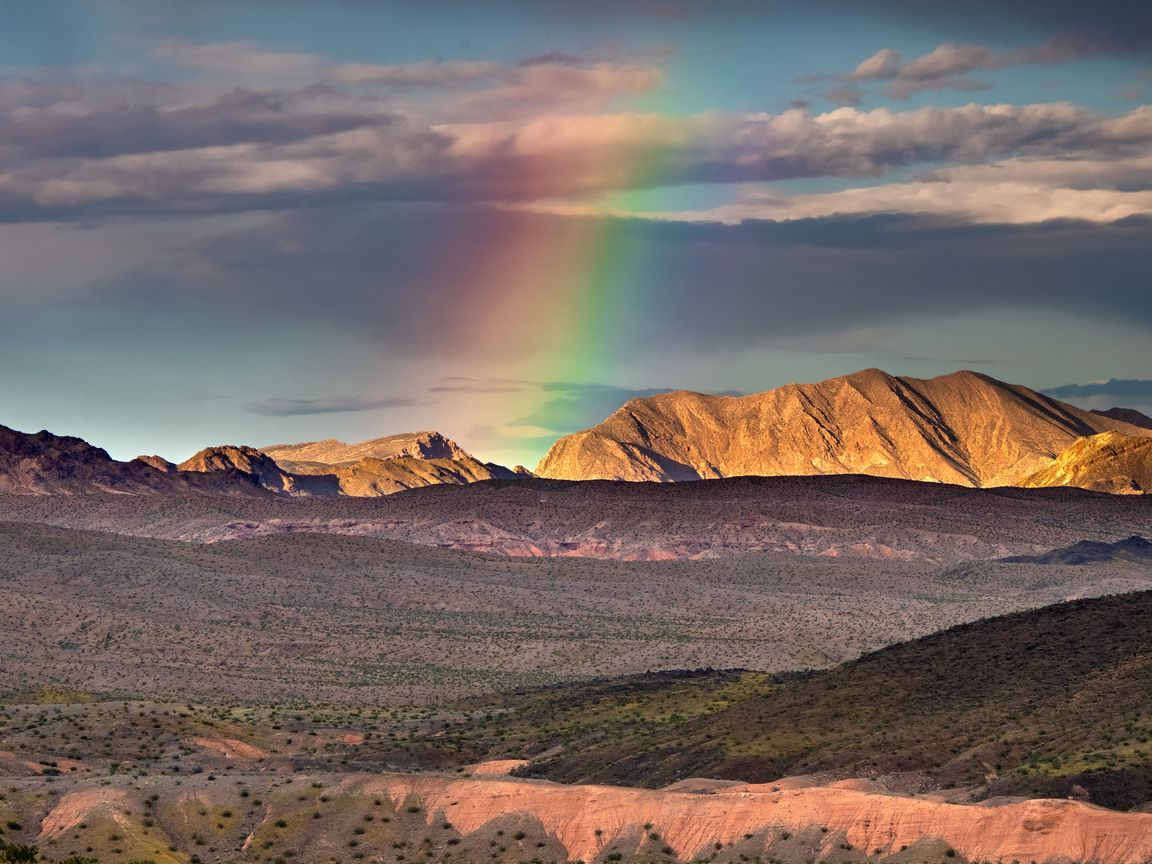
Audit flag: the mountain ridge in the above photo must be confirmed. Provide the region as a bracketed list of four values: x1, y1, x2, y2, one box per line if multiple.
[0, 425, 265, 496]
[536, 369, 1151, 487]
[1017, 431, 1152, 495]
[1093, 407, 1152, 430]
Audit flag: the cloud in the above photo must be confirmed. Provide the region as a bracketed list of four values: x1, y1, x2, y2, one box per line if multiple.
[150, 39, 662, 117]
[647, 154, 1152, 225]
[1042, 379, 1152, 418]
[1044, 379, 1152, 399]
[5, 96, 1152, 221]
[151, 38, 510, 86]
[244, 395, 422, 415]
[844, 35, 1140, 98]
[0, 83, 385, 162]
[850, 48, 903, 81]
[104, 205, 1151, 370]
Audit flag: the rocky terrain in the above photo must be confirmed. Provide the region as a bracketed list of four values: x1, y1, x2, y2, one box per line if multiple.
[9, 516, 1152, 705]
[1017, 431, 1152, 494]
[184, 432, 525, 498]
[178, 445, 340, 497]
[264, 431, 480, 471]
[3, 768, 1150, 864]
[4, 593, 1152, 864]
[0, 476, 1147, 563]
[536, 369, 1150, 487]
[2, 378, 1151, 863]
[0, 426, 523, 499]
[0, 425, 264, 497]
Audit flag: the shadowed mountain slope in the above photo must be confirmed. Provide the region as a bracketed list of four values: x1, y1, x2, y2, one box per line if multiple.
[178, 444, 341, 496]
[1093, 407, 1152, 430]
[1003, 535, 1152, 565]
[511, 591, 1152, 809]
[536, 369, 1150, 486]
[0, 425, 264, 496]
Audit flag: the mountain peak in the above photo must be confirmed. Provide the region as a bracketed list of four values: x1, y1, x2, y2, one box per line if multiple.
[263, 430, 465, 468]
[535, 369, 1152, 487]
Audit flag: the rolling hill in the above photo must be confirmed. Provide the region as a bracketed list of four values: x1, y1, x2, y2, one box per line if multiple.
[501, 591, 1152, 809]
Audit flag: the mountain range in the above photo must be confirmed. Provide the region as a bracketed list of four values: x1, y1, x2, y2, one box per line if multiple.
[1, 369, 1148, 497]
[535, 369, 1151, 487]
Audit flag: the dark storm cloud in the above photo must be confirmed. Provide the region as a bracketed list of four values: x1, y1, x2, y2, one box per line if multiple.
[1042, 379, 1152, 419]
[1044, 379, 1152, 399]
[0, 83, 385, 161]
[245, 395, 422, 415]
[105, 0, 1152, 47]
[105, 205, 1152, 362]
[520, 0, 1152, 49]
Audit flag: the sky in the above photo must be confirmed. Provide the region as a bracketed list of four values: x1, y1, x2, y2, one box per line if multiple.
[2, 0, 1151, 468]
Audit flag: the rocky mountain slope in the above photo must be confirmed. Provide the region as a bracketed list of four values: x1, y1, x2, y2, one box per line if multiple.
[324, 452, 522, 495]
[536, 369, 1151, 487]
[238, 431, 523, 496]
[0, 424, 263, 496]
[178, 444, 340, 496]
[0, 424, 523, 497]
[1016, 431, 1152, 494]
[264, 430, 468, 469]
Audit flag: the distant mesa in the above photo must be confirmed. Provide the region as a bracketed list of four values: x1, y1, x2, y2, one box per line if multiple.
[0, 424, 523, 498]
[535, 368, 1152, 490]
[1016, 431, 1152, 495]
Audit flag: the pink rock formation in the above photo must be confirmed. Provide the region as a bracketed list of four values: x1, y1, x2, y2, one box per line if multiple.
[355, 774, 1152, 864]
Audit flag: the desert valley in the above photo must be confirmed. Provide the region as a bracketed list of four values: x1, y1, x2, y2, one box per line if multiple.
[1, 369, 1151, 864]
[5, 1, 1152, 862]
